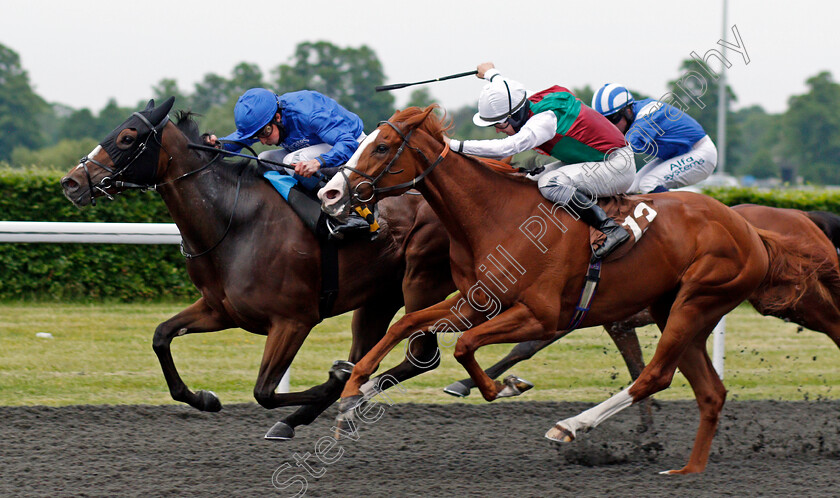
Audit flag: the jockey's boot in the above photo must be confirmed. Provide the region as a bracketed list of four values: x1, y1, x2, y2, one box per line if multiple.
[325, 212, 371, 240]
[568, 190, 630, 260]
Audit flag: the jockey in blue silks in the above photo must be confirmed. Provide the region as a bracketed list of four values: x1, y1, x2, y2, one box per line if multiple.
[209, 87, 369, 237]
[220, 88, 366, 190]
[591, 84, 717, 194]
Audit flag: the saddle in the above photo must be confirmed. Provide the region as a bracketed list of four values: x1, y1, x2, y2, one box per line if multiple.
[591, 194, 659, 262]
[262, 170, 375, 321]
[263, 171, 374, 242]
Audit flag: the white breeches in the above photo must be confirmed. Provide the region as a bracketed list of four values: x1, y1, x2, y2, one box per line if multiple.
[629, 135, 717, 194]
[533, 145, 636, 204]
[258, 133, 367, 173]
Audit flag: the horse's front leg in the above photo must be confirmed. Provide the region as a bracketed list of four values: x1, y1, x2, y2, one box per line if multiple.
[453, 303, 550, 401]
[338, 293, 474, 404]
[265, 298, 404, 440]
[252, 318, 321, 409]
[604, 309, 654, 430]
[152, 298, 236, 411]
[444, 336, 565, 397]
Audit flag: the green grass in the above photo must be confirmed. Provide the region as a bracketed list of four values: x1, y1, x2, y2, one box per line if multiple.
[1, 301, 838, 407]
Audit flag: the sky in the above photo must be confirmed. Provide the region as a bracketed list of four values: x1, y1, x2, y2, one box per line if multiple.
[2, 1, 838, 118]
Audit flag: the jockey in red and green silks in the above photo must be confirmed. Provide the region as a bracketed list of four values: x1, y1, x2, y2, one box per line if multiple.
[446, 63, 635, 260]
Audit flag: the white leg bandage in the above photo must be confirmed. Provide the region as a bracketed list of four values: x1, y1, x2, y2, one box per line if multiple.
[557, 384, 636, 436]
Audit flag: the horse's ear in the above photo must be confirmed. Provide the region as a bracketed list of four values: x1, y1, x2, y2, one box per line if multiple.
[144, 99, 155, 111]
[149, 96, 176, 124]
[404, 104, 440, 131]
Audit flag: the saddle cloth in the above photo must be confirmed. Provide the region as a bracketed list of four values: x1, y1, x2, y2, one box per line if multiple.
[592, 194, 659, 262]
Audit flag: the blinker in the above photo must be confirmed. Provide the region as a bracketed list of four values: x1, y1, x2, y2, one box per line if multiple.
[98, 97, 175, 185]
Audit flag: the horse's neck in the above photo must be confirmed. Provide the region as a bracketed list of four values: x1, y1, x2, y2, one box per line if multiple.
[156, 154, 277, 251]
[417, 152, 570, 252]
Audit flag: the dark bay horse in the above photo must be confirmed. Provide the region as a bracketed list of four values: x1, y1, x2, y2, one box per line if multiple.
[57, 98, 651, 440]
[59, 98, 459, 440]
[319, 106, 834, 474]
[445, 204, 840, 397]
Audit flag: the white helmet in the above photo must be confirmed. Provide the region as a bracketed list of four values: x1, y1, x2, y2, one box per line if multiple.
[473, 78, 528, 127]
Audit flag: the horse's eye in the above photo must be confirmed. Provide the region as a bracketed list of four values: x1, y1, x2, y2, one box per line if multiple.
[375, 144, 388, 153]
[121, 135, 135, 145]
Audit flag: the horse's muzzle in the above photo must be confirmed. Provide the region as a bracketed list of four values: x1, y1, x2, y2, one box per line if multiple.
[318, 188, 350, 219]
[60, 175, 91, 207]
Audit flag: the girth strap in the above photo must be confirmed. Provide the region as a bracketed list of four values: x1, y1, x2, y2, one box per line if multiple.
[566, 258, 602, 331]
[319, 240, 340, 321]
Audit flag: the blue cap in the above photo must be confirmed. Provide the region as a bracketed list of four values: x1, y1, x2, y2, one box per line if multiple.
[226, 88, 279, 141]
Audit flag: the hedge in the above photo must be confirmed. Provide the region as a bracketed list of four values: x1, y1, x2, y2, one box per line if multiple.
[1, 168, 194, 301]
[704, 187, 840, 213]
[3, 168, 840, 301]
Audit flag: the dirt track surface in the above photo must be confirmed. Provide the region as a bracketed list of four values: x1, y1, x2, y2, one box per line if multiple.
[2, 400, 840, 497]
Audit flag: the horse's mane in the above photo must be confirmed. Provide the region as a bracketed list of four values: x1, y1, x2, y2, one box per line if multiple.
[174, 110, 204, 142]
[390, 106, 534, 185]
[173, 110, 264, 176]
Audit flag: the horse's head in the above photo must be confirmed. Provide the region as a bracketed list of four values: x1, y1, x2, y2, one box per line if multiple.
[61, 97, 175, 207]
[318, 105, 446, 219]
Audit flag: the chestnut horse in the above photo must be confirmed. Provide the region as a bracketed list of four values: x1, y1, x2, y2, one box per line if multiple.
[59, 98, 458, 440]
[444, 204, 840, 397]
[319, 106, 833, 474]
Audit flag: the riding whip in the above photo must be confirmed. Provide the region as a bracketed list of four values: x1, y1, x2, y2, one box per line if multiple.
[375, 70, 478, 92]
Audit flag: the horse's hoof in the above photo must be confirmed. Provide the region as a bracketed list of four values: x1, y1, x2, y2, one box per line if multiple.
[329, 360, 355, 382]
[264, 421, 295, 441]
[658, 465, 699, 475]
[545, 423, 575, 443]
[334, 405, 360, 440]
[442, 381, 471, 397]
[338, 394, 365, 414]
[195, 390, 222, 412]
[496, 375, 534, 398]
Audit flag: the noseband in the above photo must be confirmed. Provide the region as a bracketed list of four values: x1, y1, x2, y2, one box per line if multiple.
[340, 120, 450, 204]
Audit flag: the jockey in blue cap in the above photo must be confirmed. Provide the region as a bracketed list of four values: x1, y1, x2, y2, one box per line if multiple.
[205, 88, 369, 238]
[219, 88, 365, 183]
[591, 84, 717, 194]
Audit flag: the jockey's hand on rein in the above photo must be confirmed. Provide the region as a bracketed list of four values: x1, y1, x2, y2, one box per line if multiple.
[200, 133, 222, 149]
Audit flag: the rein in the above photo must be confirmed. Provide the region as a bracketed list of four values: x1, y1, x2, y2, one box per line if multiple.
[178, 160, 245, 260]
[340, 120, 450, 203]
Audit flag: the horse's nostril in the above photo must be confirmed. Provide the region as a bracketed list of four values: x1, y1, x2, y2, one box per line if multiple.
[326, 189, 340, 201]
[61, 177, 79, 190]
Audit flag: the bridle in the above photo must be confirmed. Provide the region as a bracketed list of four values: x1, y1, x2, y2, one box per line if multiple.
[78, 111, 172, 206]
[339, 120, 450, 204]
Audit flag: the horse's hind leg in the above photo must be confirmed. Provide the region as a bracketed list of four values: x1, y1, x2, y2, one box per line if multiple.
[660, 337, 726, 475]
[152, 298, 236, 412]
[545, 296, 728, 458]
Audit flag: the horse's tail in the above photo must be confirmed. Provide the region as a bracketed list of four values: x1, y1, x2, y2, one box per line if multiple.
[753, 227, 840, 312]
